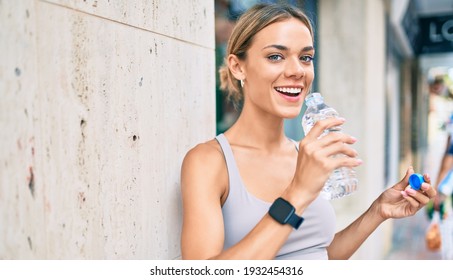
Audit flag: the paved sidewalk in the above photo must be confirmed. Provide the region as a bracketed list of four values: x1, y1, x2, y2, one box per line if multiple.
[385, 210, 443, 260]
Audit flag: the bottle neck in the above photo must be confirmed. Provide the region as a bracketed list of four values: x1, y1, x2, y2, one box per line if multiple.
[305, 92, 324, 107]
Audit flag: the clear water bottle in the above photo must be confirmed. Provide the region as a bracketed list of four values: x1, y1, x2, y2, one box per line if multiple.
[301, 92, 358, 200]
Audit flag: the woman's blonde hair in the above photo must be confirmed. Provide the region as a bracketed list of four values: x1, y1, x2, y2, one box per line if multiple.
[219, 3, 314, 107]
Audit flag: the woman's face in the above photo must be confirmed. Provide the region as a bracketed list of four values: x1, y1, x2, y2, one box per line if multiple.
[241, 18, 314, 119]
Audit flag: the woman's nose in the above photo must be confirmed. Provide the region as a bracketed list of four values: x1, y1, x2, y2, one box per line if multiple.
[284, 58, 305, 79]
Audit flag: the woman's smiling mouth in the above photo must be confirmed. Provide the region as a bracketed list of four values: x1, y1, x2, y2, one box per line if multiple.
[275, 87, 302, 97]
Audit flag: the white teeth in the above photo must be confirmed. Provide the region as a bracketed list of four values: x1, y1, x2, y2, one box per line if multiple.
[276, 87, 301, 94]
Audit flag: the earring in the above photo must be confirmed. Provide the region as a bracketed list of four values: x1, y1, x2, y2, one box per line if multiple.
[240, 79, 244, 88]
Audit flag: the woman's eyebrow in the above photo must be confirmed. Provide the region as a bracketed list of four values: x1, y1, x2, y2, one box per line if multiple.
[262, 45, 314, 52]
[301, 46, 314, 52]
[262, 44, 288, 51]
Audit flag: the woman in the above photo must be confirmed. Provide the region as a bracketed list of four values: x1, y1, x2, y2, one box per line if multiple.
[180, 3, 435, 260]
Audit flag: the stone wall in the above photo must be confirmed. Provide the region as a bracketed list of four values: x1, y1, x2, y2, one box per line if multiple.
[0, 0, 215, 259]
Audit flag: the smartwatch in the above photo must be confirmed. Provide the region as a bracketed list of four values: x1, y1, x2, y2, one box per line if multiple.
[268, 197, 304, 229]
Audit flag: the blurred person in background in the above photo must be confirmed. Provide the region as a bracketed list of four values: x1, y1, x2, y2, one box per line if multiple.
[428, 76, 453, 259]
[428, 75, 452, 214]
[428, 75, 453, 183]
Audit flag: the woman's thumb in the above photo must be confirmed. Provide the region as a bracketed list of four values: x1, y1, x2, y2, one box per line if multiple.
[394, 166, 414, 191]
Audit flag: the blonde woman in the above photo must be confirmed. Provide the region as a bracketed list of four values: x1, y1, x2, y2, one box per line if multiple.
[180, 3, 435, 260]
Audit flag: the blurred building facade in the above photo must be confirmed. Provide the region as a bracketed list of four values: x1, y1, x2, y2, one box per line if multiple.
[319, 0, 453, 259]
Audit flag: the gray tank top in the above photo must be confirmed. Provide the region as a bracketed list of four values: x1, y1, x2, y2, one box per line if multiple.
[216, 133, 336, 260]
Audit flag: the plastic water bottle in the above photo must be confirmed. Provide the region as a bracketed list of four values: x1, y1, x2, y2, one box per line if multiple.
[301, 92, 358, 200]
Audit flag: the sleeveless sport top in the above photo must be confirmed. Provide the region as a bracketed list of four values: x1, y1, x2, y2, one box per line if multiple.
[216, 133, 336, 260]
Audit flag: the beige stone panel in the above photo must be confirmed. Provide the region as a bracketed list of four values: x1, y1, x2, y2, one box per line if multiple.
[319, 0, 387, 259]
[0, 0, 47, 259]
[43, 0, 215, 49]
[32, 1, 214, 259]
[319, 0, 367, 216]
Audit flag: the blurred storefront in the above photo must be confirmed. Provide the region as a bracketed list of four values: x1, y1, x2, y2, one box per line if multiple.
[386, 0, 453, 260]
[388, 0, 453, 185]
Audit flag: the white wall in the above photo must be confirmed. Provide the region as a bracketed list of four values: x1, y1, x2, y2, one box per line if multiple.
[0, 0, 215, 259]
[318, 0, 389, 259]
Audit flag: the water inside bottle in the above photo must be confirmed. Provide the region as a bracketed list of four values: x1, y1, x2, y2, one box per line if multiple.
[302, 92, 358, 200]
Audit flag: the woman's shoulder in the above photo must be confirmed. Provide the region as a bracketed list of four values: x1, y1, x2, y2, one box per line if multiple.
[183, 138, 223, 163]
[182, 137, 226, 178]
[181, 137, 228, 197]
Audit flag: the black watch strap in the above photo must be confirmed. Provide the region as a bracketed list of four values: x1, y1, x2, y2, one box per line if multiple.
[287, 211, 304, 229]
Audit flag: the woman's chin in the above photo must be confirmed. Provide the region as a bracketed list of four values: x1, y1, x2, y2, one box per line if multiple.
[279, 108, 302, 119]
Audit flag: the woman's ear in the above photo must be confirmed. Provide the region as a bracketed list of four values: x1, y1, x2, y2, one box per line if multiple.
[227, 54, 246, 81]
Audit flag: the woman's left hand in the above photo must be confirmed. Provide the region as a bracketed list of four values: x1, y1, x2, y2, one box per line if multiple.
[373, 167, 437, 220]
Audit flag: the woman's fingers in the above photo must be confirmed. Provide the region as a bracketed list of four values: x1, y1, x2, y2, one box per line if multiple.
[423, 173, 431, 184]
[400, 191, 421, 208]
[393, 166, 414, 191]
[304, 117, 346, 141]
[403, 186, 431, 206]
[317, 130, 357, 146]
[299, 118, 361, 171]
[420, 182, 437, 199]
[419, 173, 437, 198]
[401, 170, 436, 207]
[332, 154, 363, 169]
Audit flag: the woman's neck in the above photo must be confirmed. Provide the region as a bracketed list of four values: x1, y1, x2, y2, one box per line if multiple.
[225, 104, 288, 151]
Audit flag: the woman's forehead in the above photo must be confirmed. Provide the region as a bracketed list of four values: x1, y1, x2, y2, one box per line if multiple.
[251, 18, 313, 49]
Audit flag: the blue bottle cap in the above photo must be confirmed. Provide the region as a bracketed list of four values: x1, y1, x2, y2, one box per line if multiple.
[409, 173, 424, 190]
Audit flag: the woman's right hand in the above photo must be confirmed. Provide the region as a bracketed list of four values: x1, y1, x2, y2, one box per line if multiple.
[290, 117, 362, 201]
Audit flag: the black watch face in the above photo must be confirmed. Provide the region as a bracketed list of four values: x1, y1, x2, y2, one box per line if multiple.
[270, 198, 295, 223]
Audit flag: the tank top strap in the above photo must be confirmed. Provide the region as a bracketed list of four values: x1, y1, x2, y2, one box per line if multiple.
[215, 134, 243, 195]
[289, 138, 299, 152]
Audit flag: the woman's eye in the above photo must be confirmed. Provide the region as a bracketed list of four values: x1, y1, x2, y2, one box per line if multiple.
[268, 54, 283, 61]
[300, 55, 314, 63]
